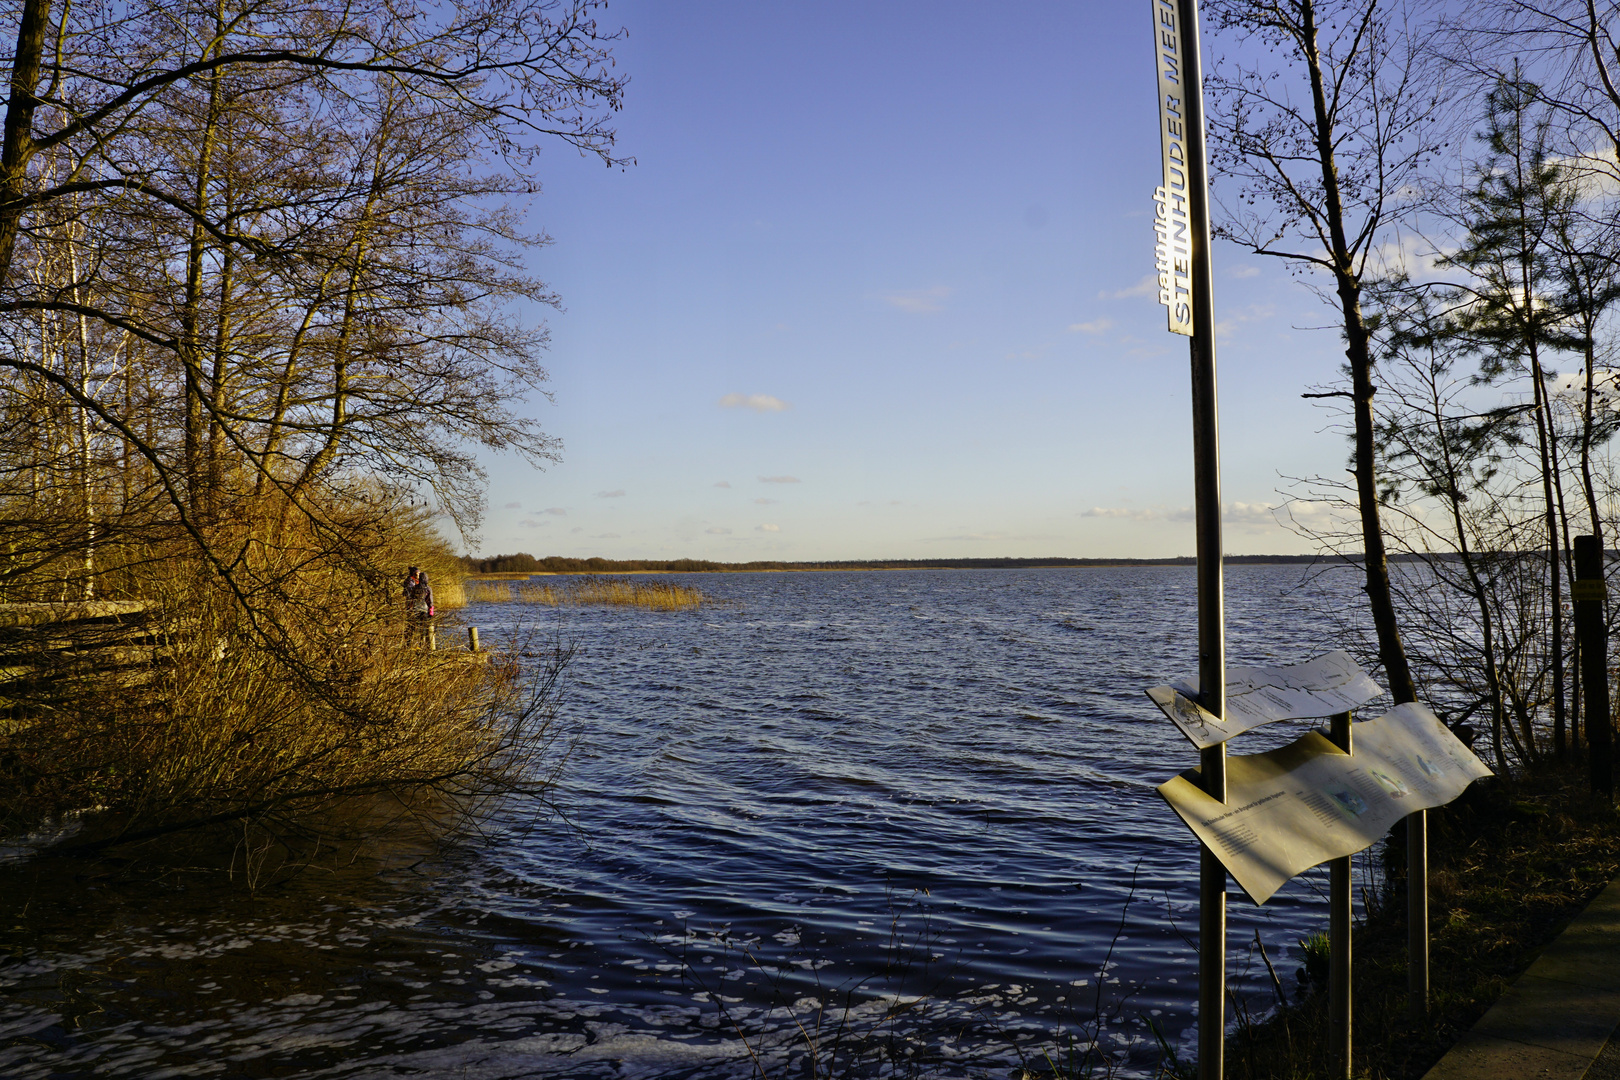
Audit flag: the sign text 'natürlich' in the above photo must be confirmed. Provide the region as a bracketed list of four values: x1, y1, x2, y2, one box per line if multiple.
[1152, 0, 1193, 336]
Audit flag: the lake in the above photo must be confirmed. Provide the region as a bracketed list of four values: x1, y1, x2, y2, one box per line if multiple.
[0, 565, 1387, 1078]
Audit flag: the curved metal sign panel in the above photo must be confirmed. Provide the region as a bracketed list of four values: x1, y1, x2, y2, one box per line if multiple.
[1146, 649, 1385, 750]
[1157, 702, 1491, 904]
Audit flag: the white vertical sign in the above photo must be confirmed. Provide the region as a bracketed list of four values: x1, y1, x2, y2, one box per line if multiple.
[1152, 0, 1194, 336]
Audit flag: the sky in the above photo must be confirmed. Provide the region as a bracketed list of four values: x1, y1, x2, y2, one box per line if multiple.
[468, 0, 1364, 561]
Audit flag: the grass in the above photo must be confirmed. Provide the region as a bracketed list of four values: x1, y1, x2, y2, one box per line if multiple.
[466, 574, 716, 610]
[1218, 766, 1620, 1079]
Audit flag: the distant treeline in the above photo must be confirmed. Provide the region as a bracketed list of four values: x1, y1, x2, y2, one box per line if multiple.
[458, 552, 1414, 574]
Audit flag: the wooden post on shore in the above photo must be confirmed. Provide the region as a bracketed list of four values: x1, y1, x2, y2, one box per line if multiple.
[1328, 711, 1353, 1079]
[428, 621, 437, 652]
[1575, 535, 1612, 799]
[1408, 808, 1428, 1020]
[468, 626, 480, 653]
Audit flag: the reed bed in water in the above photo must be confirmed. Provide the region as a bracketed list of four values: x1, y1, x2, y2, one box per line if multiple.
[466, 575, 714, 610]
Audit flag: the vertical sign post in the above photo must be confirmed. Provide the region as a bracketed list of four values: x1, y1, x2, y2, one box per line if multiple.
[1328, 712, 1353, 1079]
[1152, 1, 1225, 1077]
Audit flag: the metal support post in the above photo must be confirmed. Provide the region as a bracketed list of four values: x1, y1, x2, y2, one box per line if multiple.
[1575, 535, 1613, 799]
[1175, 1, 1226, 1076]
[1198, 746, 1227, 1080]
[1327, 712, 1352, 1079]
[1408, 808, 1428, 1020]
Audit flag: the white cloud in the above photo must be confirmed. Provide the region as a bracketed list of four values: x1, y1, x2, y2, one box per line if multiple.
[595, 489, 626, 498]
[593, 532, 621, 539]
[880, 286, 952, 313]
[706, 526, 732, 535]
[923, 532, 1017, 542]
[1100, 275, 1157, 300]
[756, 523, 780, 533]
[570, 527, 583, 534]
[1228, 265, 1260, 279]
[1068, 318, 1113, 335]
[1224, 501, 1283, 526]
[504, 501, 522, 510]
[542, 507, 567, 516]
[1370, 238, 1448, 282]
[713, 480, 731, 488]
[719, 393, 789, 413]
[753, 497, 778, 505]
[759, 475, 800, 484]
[519, 519, 543, 528]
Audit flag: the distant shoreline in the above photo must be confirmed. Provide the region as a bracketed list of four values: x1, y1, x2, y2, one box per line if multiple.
[461, 553, 1409, 576]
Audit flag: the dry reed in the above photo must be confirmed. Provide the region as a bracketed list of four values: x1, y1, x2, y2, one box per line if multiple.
[464, 575, 714, 611]
[0, 493, 557, 851]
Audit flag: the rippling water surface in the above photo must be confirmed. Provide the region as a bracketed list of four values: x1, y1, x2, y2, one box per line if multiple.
[1, 566, 1384, 1078]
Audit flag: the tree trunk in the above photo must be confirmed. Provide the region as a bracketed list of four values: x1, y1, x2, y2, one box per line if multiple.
[0, 0, 51, 282]
[1301, 0, 1417, 704]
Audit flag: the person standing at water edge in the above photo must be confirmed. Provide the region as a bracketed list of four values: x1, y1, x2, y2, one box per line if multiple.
[403, 567, 432, 647]
[406, 571, 437, 649]
[402, 567, 420, 644]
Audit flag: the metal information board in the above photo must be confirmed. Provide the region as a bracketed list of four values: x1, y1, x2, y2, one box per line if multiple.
[1157, 702, 1491, 904]
[1147, 650, 1385, 750]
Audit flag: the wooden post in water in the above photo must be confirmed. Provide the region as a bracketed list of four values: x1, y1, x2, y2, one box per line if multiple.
[1575, 535, 1613, 799]
[1328, 711, 1353, 1079]
[468, 626, 480, 653]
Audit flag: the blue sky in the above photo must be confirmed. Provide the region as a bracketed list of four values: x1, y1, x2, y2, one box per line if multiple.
[472, 0, 1357, 560]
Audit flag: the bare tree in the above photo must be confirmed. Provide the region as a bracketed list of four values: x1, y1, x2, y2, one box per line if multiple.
[1203, 0, 1447, 704]
[0, 0, 626, 612]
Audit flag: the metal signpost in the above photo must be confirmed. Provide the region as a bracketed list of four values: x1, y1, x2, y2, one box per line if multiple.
[1146, 6, 1492, 1077]
[1151, 1, 1223, 1076]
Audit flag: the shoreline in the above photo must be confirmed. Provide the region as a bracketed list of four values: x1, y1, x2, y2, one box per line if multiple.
[461, 554, 1360, 577]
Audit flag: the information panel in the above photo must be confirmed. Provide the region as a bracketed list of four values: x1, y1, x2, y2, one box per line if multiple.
[1157, 702, 1491, 904]
[1146, 650, 1385, 750]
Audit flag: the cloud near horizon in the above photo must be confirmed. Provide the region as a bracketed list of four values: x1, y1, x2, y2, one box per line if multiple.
[713, 480, 732, 488]
[542, 507, 567, 516]
[1082, 500, 1343, 531]
[719, 393, 789, 412]
[706, 526, 732, 535]
[595, 489, 626, 499]
[758, 475, 800, 484]
[756, 523, 780, 533]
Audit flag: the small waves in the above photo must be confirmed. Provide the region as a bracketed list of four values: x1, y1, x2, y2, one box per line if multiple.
[0, 566, 1378, 1079]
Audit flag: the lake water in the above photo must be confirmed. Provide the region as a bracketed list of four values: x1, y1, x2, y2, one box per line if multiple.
[0, 565, 1387, 1078]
